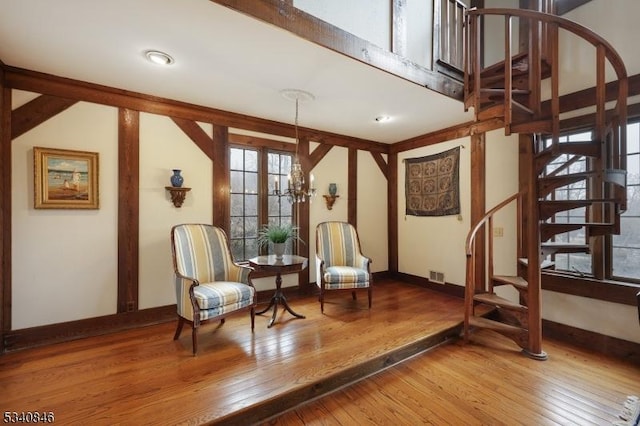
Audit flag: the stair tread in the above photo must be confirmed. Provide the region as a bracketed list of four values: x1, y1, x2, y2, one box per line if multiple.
[542, 221, 613, 226]
[540, 199, 614, 204]
[541, 171, 595, 180]
[519, 258, 555, 269]
[473, 293, 528, 311]
[541, 242, 589, 254]
[469, 316, 526, 333]
[479, 88, 530, 94]
[493, 275, 528, 289]
[541, 241, 588, 247]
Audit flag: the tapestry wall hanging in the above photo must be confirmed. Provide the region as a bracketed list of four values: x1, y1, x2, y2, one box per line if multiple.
[405, 146, 460, 216]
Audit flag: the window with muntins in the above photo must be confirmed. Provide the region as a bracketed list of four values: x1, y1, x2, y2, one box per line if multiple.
[612, 121, 640, 281]
[544, 124, 640, 282]
[229, 146, 294, 262]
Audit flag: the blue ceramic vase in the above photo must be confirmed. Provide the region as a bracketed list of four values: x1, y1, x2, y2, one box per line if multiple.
[170, 169, 184, 187]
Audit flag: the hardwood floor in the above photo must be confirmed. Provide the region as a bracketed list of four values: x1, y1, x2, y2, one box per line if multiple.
[1, 280, 638, 425]
[266, 329, 640, 425]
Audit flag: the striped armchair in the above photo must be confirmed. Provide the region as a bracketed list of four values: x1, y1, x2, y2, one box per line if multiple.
[170, 224, 257, 355]
[315, 221, 372, 313]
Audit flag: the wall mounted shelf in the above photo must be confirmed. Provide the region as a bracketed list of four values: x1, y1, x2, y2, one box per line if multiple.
[165, 186, 191, 208]
[323, 194, 339, 210]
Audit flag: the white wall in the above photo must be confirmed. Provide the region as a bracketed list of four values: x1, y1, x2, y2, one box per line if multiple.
[357, 150, 389, 273]
[9, 92, 390, 329]
[12, 91, 119, 328]
[295, 0, 390, 50]
[405, 0, 432, 69]
[397, 138, 470, 286]
[486, 130, 520, 303]
[138, 113, 213, 309]
[295, 0, 432, 69]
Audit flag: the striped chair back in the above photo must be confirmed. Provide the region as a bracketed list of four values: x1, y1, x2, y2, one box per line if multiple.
[171, 224, 235, 283]
[316, 221, 361, 267]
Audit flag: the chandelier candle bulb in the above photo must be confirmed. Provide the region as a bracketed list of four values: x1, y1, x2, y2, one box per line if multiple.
[274, 176, 279, 192]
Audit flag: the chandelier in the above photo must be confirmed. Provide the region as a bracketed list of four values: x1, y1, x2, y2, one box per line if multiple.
[274, 89, 317, 204]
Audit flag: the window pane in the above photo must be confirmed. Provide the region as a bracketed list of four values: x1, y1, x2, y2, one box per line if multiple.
[245, 216, 258, 238]
[245, 194, 258, 216]
[613, 247, 640, 278]
[230, 239, 244, 262]
[230, 171, 243, 193]
[628, 122, 639, 153]
[245, 238, 259, 259]
[268, 194, 280, 216]
[245, 150, 258, 172]
[230, 216, 244, 239]
[245, 171, 258, 194]
[614, 217, 640, 248]
[230, 194, 244, 216]
[281, 155, 292, 174]
[268, 153, 280, 174]
[628, 153, 639, 185]
[230, 148, 244, 170]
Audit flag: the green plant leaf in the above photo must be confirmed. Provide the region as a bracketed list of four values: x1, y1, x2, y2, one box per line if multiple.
[256, 223, 304, 248]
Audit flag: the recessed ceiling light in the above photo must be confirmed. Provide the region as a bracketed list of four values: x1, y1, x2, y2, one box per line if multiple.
[144, 50, 174, 66]
[375, 115, 391, 123]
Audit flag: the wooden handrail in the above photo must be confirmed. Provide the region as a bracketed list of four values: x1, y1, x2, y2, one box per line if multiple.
[465, 190, 524, 257]
[467, 8, 627, 77]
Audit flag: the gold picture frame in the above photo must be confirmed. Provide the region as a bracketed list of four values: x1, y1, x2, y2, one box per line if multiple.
[34, 147, 99, 209]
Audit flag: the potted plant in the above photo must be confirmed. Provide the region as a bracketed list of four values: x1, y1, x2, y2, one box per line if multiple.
[257, 223, 303, 259]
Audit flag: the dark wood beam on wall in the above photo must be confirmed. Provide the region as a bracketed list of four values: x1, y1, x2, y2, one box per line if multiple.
[5, 68, 387, 154]
[309, 143, 333, 169]
[297, 136, 311, 293]
[541, 73, 640, 119]
[212, 125, 230, 231]
[370, 151, 389, 180]
[210, 0, 464, 101]
[348, 148, 357, 227]
[388, 152, 398, 274]
[171, 117, 215, 160]
[1, 77, 11, 351]
[391, 117, 504, 154]
[11, 95, 77, 140]
[470, 133, 486, 292]
[117, 108, 140, 314]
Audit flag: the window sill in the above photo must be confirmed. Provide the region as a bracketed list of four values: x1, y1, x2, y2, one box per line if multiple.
[542, 271, 640, 306]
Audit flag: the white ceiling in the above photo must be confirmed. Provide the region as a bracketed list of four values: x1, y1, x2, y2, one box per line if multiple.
[0, 0, 474, 144]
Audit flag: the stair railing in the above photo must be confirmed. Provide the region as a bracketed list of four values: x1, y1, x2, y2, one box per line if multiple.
[464, 8, 628, 166]
[464, 190, 524, 330]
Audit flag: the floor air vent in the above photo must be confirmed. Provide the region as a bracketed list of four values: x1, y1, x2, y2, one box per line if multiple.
[429, 270, 445, 284]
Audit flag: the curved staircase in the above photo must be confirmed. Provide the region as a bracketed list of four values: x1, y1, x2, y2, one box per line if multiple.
[462, 7, 628, 359]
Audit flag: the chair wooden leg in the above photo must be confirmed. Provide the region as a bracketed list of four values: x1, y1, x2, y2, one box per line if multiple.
[250, 307, 255, 332]
[351, 291, 357, 300]
[173, 317, 185, 340]
[320, 289, 325, 313]
[368, 287, 372, 309]
[220, 318, 225, 325]
[191, 325, 198, 356]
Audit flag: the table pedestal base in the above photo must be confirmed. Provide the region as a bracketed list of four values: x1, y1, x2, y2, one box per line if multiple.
[256, 273, 306, 328]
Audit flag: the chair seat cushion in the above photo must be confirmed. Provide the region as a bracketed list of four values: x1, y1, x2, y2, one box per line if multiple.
[194, 281, 255, 311]
[323, 266, 369, 289]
